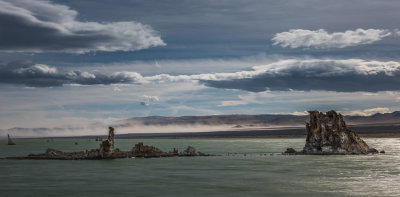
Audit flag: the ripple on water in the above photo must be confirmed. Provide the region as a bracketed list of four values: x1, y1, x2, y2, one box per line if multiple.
[0, 138, 399, 197]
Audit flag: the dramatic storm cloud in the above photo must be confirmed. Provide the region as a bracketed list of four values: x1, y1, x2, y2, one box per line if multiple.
[2, 0, 400, 134]
[2, 59, 400, 92]
[0, 0, 165, 53]
[272, 29, 391, 49]
[202, 59, 400, 92]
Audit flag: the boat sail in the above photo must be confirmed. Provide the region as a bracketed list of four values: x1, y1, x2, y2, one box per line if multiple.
[7, 134, 16, 145]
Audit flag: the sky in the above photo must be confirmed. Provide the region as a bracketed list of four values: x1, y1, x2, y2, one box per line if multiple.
[1, 0, 400, 136]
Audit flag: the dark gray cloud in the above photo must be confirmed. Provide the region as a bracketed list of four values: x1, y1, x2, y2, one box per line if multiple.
[0, 61, 140, 87]
[202, 72, 400, 92]
[0, 0, 399, 63]
[0, 0, 165, 53]
[1, 59, 400, 93]
[201, 59, 400, 92]
[1, 0, 399, 63]
[44, 0, 400, 60]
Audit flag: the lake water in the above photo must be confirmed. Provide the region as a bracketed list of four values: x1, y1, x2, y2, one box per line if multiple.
[1, 138, 399, 197]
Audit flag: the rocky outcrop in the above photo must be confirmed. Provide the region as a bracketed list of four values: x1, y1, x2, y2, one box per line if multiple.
[99, 127, 115, 158]
[284, 148, 296, 154]
[131, 142, 163, 157]
[183, 146, 196, 155]
[5, 127, 213, 160]
[12, 143, 212, 160]
[284, 110, 380, 155]
[45, 148, 64, 156]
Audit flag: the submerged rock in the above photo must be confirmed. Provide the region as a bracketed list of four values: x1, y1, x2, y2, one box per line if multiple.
[285, 110, 381, 155]
[183, 146, 196, 155]
[171, 148, 179, 154]
[45, 148, 64, 156]
[284, 148, 297, 154]
[131, 142, 163, 157]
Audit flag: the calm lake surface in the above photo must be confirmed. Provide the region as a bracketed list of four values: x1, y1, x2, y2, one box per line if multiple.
[1, 138, 399, 197]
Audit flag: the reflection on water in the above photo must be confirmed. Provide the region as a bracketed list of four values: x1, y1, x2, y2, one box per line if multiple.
[0, 138, 399, 197]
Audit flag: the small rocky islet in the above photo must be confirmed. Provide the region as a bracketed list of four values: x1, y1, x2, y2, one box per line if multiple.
[284, 110, 383, 155]
[6, 127, 212, 160]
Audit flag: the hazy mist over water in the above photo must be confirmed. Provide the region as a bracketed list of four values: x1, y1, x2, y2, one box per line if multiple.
[1, 138, 399, 197]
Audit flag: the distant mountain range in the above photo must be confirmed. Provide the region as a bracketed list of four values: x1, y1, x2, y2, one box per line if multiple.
[115, 111, 400, 138]
[122, 111, 400, 127]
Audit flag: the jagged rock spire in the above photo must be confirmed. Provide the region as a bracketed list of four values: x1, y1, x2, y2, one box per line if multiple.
[303, 110, 377, 154]
[99, 127, 115, 158]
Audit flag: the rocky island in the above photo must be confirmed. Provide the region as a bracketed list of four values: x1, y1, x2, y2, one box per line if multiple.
[6, 127, 213, 160]
[284, 110, 381, 155]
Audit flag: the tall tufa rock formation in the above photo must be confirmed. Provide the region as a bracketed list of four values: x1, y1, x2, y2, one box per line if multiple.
[302, 110, 378, 154]
[99, 127, 115, 158]
[284, 110, 379, 155]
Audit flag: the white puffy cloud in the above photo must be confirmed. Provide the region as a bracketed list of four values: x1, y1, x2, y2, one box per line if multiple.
[16, 64, 58, 75]
[0, 0, 165, 53]
[140, 95, 159, 106]
[272, 29, 391, 49]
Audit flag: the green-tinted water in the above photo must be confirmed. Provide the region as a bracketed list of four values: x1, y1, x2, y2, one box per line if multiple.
[1, 138, 399, 197]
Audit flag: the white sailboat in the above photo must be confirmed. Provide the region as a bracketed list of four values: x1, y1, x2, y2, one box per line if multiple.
[7, 134, 16, 145]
